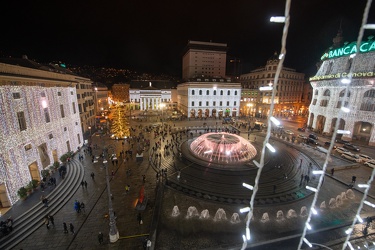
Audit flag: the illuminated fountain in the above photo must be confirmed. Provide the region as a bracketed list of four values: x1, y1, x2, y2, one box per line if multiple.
[189, 132, 257, 165]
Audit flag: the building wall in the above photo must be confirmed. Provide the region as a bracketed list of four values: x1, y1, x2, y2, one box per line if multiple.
[76, 80, 95, 135]
[308, 47, 375, 145]
[0, 63, 83, 205]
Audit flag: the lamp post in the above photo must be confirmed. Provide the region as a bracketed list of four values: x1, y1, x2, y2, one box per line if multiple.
[102, 145, 119, 243]
[88, 126, 92, 138]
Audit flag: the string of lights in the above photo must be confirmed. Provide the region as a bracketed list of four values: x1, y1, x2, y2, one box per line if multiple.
[241, 0, 291, 249]
[297, 0, 374, 249]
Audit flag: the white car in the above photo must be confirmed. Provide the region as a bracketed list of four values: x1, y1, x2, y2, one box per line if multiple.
[284, 130, 294, 135]
[364, 160, 375, 168]
[357, 154, 373, 162]
[341, 152, 361, 163]
[335, 147, 351, 154]
[298, 134, 307, 140]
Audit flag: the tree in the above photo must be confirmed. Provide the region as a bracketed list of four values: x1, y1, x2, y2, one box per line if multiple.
[111, 105, 130, 139]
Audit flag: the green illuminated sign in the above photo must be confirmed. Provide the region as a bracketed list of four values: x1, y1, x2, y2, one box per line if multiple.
[321, 41, 375, 60]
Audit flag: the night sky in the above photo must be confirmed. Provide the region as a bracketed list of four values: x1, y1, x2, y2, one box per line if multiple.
[1, 0, 374, 78]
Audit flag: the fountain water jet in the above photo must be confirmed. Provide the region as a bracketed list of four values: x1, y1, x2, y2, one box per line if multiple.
[214, 208, 227, 221]
[346, 189, 355, 199]
[286, 209, 297, 219]
[199, 209, 210, 219]
[329, 198, 336, 208]
[320, 201, 326, 209]
[300, 206, 308, 217]
[230, 213, 241, 224]
[336, 195, 343, 206]
[172, 206, 180, 217]
[261, 213, 270, 223]
[186, 206, 199, 219]
[276, 210, 285, 220]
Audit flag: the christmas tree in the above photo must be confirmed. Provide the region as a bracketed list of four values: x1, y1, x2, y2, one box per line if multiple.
[111, 105, 130, 138]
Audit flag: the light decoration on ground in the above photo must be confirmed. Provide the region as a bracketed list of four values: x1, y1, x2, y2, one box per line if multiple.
[111, 104, 130, 139]
[241, 1, 291, 249]
[298, 1, 375, 249]
[0, 83, 83, 204]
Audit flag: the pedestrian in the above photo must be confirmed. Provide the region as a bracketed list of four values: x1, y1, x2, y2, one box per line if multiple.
[48, 214, 55, 228]
[63, 222, 68, 234]
[44, 216, 50, 229]
[331, 168, 335, 176]
[91, 172, 95, 180]
[273, 185, 276, 194]
[69, 223, 75, 234]
[81, 181, 84, 188]
[352, 176, 357, 184]
[137, 213, 143, 225]
[84, 181, 87, 189]
[125, 185, 129, 194]
[98, 232, 104, 244]
[142, 175, 146, 183]
[80, 202, 86, 213]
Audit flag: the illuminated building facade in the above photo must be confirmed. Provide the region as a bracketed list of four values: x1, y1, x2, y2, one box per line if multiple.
[111, 83, 130, 103]
[308, 35, 375, 146]
[0, 58, 84, 206]
[76, 79, 95, 137]
[239, 53, 308, 118]
[177, 77, 241, 118]
[93, 83, 109, 115]
[182, 40, 227, 80]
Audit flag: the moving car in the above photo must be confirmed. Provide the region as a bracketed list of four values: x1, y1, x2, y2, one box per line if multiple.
[335, 147, 351, 154]
[364, 160, 375, 168]
[309, 134, 318, 140]
[324, 141, 337, 149]
[357, 154, 372, 162]
[297, 127, 306, 132]
[341, 152, 361, 163]
[343, 143, 360, 152]
[307, 138, 319, 145]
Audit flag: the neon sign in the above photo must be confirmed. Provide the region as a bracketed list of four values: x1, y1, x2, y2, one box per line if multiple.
[309, 71, 374, 81]
[321, 41, 375, 60]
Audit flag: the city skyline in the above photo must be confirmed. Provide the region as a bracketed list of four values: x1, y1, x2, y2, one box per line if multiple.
[1, 0, 374, 78]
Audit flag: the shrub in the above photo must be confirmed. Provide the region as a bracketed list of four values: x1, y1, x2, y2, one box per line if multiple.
[41, 169, 50, 179]
[17, 187, 27, 198]
[31, 179, 39, 188]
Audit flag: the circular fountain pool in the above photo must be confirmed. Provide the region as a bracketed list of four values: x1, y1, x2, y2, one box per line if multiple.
[188, 132, 257, 165]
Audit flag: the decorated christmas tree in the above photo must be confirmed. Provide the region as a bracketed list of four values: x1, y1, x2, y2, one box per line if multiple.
[111, 105, 130, 138]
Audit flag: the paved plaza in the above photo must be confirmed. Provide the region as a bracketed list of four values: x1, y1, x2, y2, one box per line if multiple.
[1, 116, 375, 249]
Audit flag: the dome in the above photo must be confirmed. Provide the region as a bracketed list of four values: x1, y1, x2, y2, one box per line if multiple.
[189, 133, 257, 164]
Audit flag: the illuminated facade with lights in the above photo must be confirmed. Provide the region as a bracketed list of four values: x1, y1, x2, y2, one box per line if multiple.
[76, 79, 95, 136]
[239, 53, 308, 118]
[308, 36, 375, 146]
[0, 60, 84, 206]
[177, 78, 241, 118]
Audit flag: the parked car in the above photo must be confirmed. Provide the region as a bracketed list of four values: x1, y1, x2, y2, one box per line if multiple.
[357, 154, 373, 162]
[341, 152, 361, 163]
[364, 160, 375, 168]
[324, 141, 337, 149]
[297, 127, 306, 132]
[335, 137, 350, 144]
[335, 147, 351, 154]
[284, 130, 294, 135]
[309, 134, 318, 140]
[298, 134, 307, 140]
[343, 143, 360, 152]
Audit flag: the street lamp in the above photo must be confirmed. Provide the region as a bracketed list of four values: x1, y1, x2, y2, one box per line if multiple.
[88, 126, 92, 137]
[102, 145, 119, 243]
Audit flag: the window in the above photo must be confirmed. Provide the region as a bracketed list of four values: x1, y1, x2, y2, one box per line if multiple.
[13, 93, 21, 99]
[17, 111, 27, 131]
[323, 89, 330, 96]
[320, 100, 329, 107]
[214, 90, 217, 95]
[199, 90, 202, 95]
[192, 90, 195, 95]
[206, 90, 209, 95]
[199, 101, 202, 106]
[206, 101, 209, 106]
[227, 90, 230, 95]
[72, 102, 76, 114]
[44, 108, 50, 123]
[77, 94, 80, 99]
[41, 92, 46, 97]
[235, 91, 238, 96]
[220, 90, 223, 96]
[315, 90, 319, 96]
[58, 92, 61, 96]
[339, 90, 351, 97]
[192, 101, 195, 107]
[213, 101, 216, 106]
[227, 101, 229, 106]
[64, 127, 67, 132]
[60, 104, 65, 118]
[360, 102, 375, 111]
[234, 101, 237, 106]
[312, 99, 317, 105]
[71, 91, 74, 95]
[77, 134, 81, 144]
[220, 101, 222, 106]
[364, 90, 375, 98]
[24, 144, 32, 151]
[49, 134, 53, 139]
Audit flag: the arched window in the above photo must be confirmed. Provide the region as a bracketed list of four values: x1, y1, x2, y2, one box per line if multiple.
[364, 89, 375, 98]
[206, 90, 209, 95]
[315, 90, 319, 96]
[192, 101, 195, 107]
[214, 90, 217, 95]
[220, 90, 223, 95]
[199, 90, 202, 95]
[192, 90, 195, 95]
[235, 91, 238, 95]
[323, 89, 330, 96]
[339, 89, 351, 97]
[227, 90, 230, 95]
[360, 90, 375, 111]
